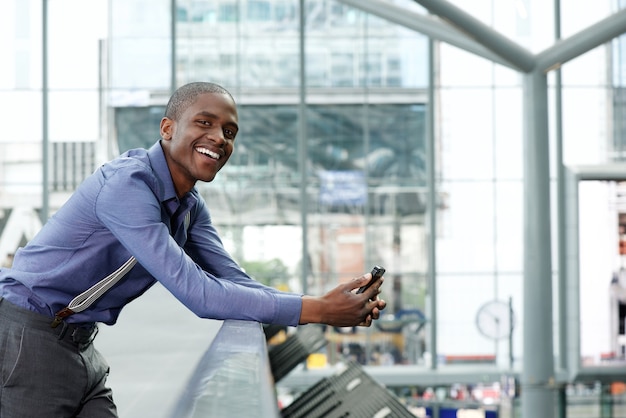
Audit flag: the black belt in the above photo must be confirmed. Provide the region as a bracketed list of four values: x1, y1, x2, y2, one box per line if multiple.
[0, 297, 98, 350]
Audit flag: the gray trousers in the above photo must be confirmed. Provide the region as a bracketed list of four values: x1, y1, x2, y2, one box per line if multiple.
[0, 298, 117, 418]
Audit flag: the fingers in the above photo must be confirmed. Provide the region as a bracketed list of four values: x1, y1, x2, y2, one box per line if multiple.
[358, 313, 373, 327]
[327, 272, 387, 328]
[364, 277, 384, 300]
[347, 273, 372, 292]
[356, 298, 387, 327]
[367, 299, 386, 320]
[346, 272, 384, 297]
[358, 279, 386, 326]
[377, 298, 387, 311]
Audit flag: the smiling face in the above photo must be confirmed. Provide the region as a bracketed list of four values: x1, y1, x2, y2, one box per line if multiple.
[160, 91, 239, 197]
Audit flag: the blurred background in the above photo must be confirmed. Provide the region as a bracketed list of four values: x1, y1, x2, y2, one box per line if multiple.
[3, 0, 626, 416]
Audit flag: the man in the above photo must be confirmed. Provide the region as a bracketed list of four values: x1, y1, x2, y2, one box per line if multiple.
[0, 82, 386, 417]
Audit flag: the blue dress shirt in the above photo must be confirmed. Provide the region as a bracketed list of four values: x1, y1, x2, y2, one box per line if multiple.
[0, 141, 303, 326]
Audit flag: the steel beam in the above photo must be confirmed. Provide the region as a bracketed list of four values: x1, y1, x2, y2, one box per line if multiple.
[413, 0, 535, 72]
[536, 8, 626, 72]
[336, 0, 520, 70]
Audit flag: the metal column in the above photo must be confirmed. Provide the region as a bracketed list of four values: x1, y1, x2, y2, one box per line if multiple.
[522, 70, 556, 417]
[298, 0, 309, 295]
[42, 0, 49, 223]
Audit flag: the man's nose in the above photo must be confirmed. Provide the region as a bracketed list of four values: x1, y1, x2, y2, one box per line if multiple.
[207, 127, 225, 144]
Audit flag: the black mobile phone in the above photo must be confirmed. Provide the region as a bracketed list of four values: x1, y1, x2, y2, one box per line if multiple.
[356, 265, 386, 294]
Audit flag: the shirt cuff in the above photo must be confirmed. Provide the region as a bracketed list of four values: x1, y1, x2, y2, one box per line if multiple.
[273, 292, 303, 326]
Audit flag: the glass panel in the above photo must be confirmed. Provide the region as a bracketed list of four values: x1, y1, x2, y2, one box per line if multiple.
[114, 106, 164, 152]
[439, 45, 497, 88]
[438, 273, 509, 366]
[219, 2, 239, 22]
[110, 0, 170, 37]
[173, 0, 428, 89]
[110, 0, 171, 89]
[0, 91, 42, 143]
[247, 0, 271, 21]
[562, 86, 609, 166]
[48, 0, 107, 89]
[439, 88, 496, 180]
[579, 180, 625, 366]
[49, 91, 99, 142]
[560, 0, 614, 38]
[494, 181, 523, 272]
[493, 88, 523, 179]
[110, 38, 172, 89]
[0, 0, 43, 90]
[437, 181, 495, 274]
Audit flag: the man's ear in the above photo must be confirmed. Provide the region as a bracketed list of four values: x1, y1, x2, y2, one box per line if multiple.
[160, 117, 173, 140]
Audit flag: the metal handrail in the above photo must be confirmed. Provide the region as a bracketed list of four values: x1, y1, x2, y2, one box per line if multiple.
[169, 320, 280, 418]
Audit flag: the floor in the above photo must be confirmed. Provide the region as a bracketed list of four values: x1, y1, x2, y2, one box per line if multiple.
[95, 283, 223, 418]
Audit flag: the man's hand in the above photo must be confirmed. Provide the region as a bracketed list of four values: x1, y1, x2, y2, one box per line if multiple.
[299, 272, 387, 327]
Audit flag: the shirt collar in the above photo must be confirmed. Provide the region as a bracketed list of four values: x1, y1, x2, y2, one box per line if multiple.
[148, 141, 198, 216]
[148, 140, 178, 204]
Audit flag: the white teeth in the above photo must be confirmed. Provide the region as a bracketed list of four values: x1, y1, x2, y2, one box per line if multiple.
[195, 146, 220, 160]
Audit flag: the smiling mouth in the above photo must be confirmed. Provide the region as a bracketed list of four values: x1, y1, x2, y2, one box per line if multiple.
[195, 146, 220, 160]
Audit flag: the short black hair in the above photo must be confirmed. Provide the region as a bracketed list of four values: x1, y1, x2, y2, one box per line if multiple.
[164, 82, 235, 121]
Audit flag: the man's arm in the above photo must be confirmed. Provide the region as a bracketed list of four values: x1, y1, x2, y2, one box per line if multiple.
[186, 198, 387, 327]
[184, 196, 286, 293]
[94, 166, 303, 325]
[96, 167, 384, 328]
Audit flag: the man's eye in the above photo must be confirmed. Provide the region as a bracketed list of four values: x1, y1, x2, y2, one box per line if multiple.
[224, 129, 236, 139]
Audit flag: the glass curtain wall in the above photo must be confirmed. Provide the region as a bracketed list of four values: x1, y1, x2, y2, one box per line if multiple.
[0, 0, 107, 261]
[1, 6, 117, 403]
[46, 1, 107, 198]
[426, 0, 546, 369]
[436, 44, 525, 369]
[0, 1, 44, 204]
[109, 0, 430, 367]
[4, 0, 626, 378]
[436, 0, 625, 373]
[563, 0, 626, 374]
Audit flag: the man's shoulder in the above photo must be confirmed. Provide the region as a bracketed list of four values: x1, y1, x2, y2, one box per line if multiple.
[92, 143, 172, 199]
[92, 148, 160, 193]
[120, 147, 152, 164]
[104, 148, 153, 173]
